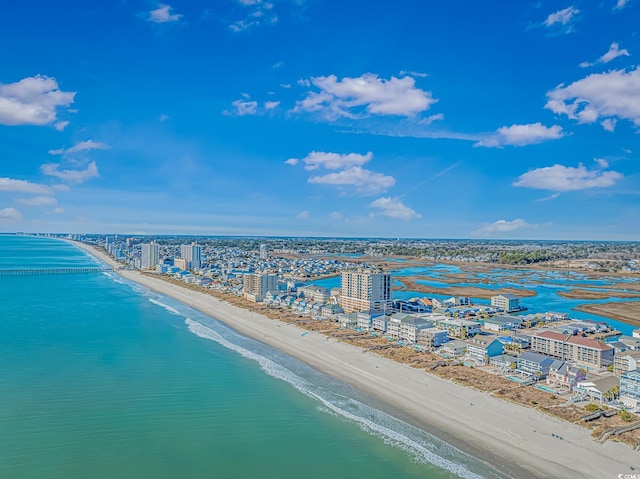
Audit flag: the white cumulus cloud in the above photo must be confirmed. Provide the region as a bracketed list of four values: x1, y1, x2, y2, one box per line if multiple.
[147, 4, 182, 23]
[288, 151, 373, 171]
[48, 140, 110, 156]
[601, 118, 617, 132]
[0, 75, 75, 126]
[615, 0, 629, 10]
[546, 67, 640, 128]
[369, 197, 420, 221]
[229, 0, 277, 32]
[514, 162, 623, 192]
[0, 177, 53, 195]
[16, 196, 57, 206]
[0, 207, 22, 221]
[40, 161, 99, 184]
[309, 166, 395, 195]
[293, 73, 436, 119]
[472, 219, 534, 237]
[475, 122, 565, 147]
[544, 6, 580, 27]
[226, 99, 259, 116]
[580, 42, 630, 68]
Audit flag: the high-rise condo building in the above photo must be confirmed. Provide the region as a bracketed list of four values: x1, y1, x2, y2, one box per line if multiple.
[141, 242, 159, 270]
[243, 273, 278, 302]
[340, 269, 392, 313]
[180, 242, 202, 269]
[259, 244, 268, 260]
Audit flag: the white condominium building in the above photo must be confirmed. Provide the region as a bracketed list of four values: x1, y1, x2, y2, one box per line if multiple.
[340, 269, 392, 313]
[180, 242, 202, 269]
[141, 242, 159, 270]
[243, 273, 278, 302]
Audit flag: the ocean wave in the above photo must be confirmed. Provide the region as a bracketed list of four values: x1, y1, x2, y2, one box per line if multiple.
[185, 318, 487, 479]
[148, 298, 183, 316]
[102, 271, 126, 285]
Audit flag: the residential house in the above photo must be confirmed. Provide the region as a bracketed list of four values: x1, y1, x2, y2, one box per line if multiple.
[433, 317, 482, 339]
[546, 360, 586, 390]
[517, 351, 554, 379]
[400, 317, 435, 344]
[619, 335, 640, 350]
[336, 312, 358, 328]
[465, 338, 504, 365]
[319, 304, 344, 320]
[489, 354, 518, 371]
[614, 350, 640, 376]
[620, 369, 640, 409]
[483, 315, 522, 332]
[372, 314, 390, 333]
[575, 375, 620, 403]
[387, 313, 413, 339]
[491, 294, 523, 313]
[357, 310, 384, 331]
[439, 339, 468, 357]
[299, 285, 330, 303]
[416, 328, 448, 349]
[607, 341, 629, 354]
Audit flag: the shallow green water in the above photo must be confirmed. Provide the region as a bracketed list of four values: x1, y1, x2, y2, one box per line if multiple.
[0, 236, 499, 479]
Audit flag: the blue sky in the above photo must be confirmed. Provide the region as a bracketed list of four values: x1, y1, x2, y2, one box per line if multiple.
[0, 0, 638, 239]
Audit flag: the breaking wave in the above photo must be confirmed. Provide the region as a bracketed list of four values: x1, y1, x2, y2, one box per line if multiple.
[186, 318, 490, 479]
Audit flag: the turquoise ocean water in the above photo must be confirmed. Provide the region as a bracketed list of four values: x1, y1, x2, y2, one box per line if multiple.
[0, 236, 505, 479]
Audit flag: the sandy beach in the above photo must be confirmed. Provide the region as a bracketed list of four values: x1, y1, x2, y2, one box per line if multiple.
[72, 241, 639, 479]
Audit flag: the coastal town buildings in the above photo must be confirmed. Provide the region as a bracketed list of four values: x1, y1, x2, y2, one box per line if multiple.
[299, 284, 330, 303]
[530, 331, 614, 369]
[465, 338, 504, 365]
[416, 328, 449, 349]
[546, 361, 586, 390]
[180, 243, 202, 269]
[140, 242, 159, 270]
[614, 351, 640, 376]
[517, 352, 554, 378]
[243, 273, 278, 302]
[490, 294, 523, 313]
[620, 369, 640, 408]
[340, 269, 392, 313]
[575, 375, 620, 403]
[433, 317, 482, 339]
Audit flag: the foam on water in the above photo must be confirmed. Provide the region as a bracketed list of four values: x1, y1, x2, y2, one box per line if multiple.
[186, 318, 488, 479]
[148, 298, 182, 316]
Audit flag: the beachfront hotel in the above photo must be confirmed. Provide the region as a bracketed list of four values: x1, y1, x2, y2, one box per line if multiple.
[339, 269, 392, 313]
[140, 242, 159, 270]
[180, 242, 202, 269]
[530, 331, 614, 369]
[243, 273, 278, 302]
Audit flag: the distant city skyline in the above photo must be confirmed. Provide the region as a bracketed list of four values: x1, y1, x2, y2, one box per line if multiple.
[0, 1, 638, 240]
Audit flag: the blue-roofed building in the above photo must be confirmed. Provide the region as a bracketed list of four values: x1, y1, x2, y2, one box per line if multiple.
[517, 351, 554, 379]
[620, 369, 640, 409]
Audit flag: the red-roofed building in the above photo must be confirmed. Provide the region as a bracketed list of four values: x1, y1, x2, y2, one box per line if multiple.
[531, 331, 614, 369]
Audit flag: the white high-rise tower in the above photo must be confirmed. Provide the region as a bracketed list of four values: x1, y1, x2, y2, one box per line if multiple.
[141, 242, 159, 270]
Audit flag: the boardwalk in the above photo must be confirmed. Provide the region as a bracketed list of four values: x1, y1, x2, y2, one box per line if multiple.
[0, 267, 118, 277]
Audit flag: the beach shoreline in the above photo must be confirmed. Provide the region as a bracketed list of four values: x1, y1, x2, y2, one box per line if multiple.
[69, 240, 640, 479]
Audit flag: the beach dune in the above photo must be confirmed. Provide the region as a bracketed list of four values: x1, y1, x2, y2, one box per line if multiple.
[73, 241, 640, 479]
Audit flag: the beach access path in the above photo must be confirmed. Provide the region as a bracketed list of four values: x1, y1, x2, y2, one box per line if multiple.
[73, 241, 639, 479]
